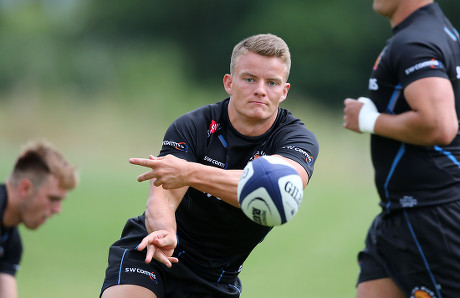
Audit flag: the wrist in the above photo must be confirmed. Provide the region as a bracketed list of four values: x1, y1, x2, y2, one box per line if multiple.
[358, 97, 380, 133]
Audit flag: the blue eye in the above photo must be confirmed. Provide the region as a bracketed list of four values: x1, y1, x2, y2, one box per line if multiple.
[268, 80, 281, 87]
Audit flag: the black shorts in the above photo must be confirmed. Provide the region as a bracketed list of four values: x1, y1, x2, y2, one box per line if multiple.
[100, 215, 242, 298]
[358, 200, 460, 297]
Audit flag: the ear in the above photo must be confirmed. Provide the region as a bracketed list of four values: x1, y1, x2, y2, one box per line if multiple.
[223, 74, 233, 96]
[279, 82, 291, 103]
[18, 178, 34, 198]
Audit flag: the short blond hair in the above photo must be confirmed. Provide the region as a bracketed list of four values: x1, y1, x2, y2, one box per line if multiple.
[9, 141, 78, 190]
[230, 33, 291, 80]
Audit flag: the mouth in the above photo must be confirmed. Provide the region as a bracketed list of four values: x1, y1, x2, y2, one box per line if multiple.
[249, 100, 268, 106]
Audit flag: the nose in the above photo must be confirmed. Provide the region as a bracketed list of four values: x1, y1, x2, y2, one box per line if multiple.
[254, 81, 267, 97]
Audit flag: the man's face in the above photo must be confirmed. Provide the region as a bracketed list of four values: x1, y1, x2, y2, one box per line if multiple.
[21, 175, 67, 230]
[224, 51, 290, 133]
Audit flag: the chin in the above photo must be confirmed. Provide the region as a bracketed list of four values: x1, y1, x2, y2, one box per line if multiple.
[25, 222, 42, 230]
[248, 107, 270, 117]
[372, 1, 384, 15]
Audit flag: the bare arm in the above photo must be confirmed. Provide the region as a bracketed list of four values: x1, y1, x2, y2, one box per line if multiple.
[375, 77, 458, 145]
[344, 77, 458, 146]
[0, 273, 17, 298]
[136, 180, 188, 267]
[144, 180, 186, 234]
[130, 154, 309, 208]
[186, 164, 242, 207]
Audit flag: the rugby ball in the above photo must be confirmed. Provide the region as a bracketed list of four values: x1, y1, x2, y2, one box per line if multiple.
[237, 156, 304, 226]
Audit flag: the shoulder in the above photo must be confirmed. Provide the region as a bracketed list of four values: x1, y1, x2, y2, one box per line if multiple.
[392, 4, 452, 50]
[173, 99, 227, 126]
[161, 99, 228, 159]
[273, 108, 319, 148]
[385, 8, 457, 84]
[276, 108, 313, 135]
[0, 227, 22, 269]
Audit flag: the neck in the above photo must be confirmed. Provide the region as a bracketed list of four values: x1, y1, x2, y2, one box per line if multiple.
[390, 0, 433, 27]
[4, 182, 22, 227]
[227, 102, 277, 137]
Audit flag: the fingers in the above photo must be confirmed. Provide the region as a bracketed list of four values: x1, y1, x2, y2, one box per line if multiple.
[129, 158, 156, 182]
[137, 172, 155, 183]
[140, 246, 179, 268]
[137, 231, 178, 267]
[154, 233, 175, 247]
[153, 252, 177, 268]
[129, 157, 154, 167]
[343, 97, 365, 132]
[130, 157, 162, 182]
[129, 158, 145, 166]
[130, 156, 161, 166]
[145, 244, 155, 264]
[344, 97, 362, 104]
[143, 244, 174, 267]
[137, 234, 153, 251]
[168, 256, 179, 265]
[137, 232, 164, 251]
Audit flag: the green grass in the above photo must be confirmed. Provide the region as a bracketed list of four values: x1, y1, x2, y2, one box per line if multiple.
[0, 95, 380, 297]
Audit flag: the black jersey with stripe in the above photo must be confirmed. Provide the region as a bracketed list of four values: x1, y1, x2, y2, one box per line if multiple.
[368, 3, 460, 210]
[158, 98, 318, 281]
[0, 185, 22, 276]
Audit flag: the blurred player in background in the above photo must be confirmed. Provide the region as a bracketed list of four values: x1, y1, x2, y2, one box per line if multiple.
[101, 33, 319, 297]
[343, 0, 460, 297]
[0, 141, 78, 298]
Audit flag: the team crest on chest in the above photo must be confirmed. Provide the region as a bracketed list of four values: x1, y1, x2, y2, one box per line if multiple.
[373, 47, 387, 71]
[207, 120, 221, 137]
[249, 151, 266, 162]
[410, 286, 436, 298]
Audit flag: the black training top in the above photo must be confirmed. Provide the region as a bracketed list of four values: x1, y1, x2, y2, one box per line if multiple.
[368, 3, 460, 210]
[0, 184, 22, 276]
[158, 98, 319, 282]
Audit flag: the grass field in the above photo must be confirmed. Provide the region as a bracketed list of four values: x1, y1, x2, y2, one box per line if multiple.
[0, 92, 380, 297]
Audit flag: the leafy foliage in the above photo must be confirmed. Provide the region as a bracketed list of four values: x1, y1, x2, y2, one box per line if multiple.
[1, 0, 459, 107]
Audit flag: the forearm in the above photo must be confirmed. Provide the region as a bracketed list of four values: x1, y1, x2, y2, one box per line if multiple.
[144, 181, 187, 234]
[130, 155, 241, 207]
[186, 163, 242, 207]
[185, 157, 309, 207]
[373, 77, 458, 146]
[374, 110, 458, 146]
[131, 154, 307, 209]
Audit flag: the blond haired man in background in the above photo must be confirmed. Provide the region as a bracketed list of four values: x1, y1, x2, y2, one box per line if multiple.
[0, 141, 78, 298]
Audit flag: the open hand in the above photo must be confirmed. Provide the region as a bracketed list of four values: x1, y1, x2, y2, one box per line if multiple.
[137, 230, 179, 267]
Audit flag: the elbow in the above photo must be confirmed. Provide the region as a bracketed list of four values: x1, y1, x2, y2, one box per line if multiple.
[429, 122, 459, 145]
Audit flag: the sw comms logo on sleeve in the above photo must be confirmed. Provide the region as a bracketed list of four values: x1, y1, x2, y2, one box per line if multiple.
[405, 59, 443, 76]
[282, 146, 314, 165]
[162, 141, 189, 152]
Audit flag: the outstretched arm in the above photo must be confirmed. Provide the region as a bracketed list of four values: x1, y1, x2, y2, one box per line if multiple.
[130, 154, 309, 208]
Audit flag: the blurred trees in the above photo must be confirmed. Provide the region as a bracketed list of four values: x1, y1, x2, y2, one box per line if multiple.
[79, 0, 391, 105]
[1, 0, 460, 108]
